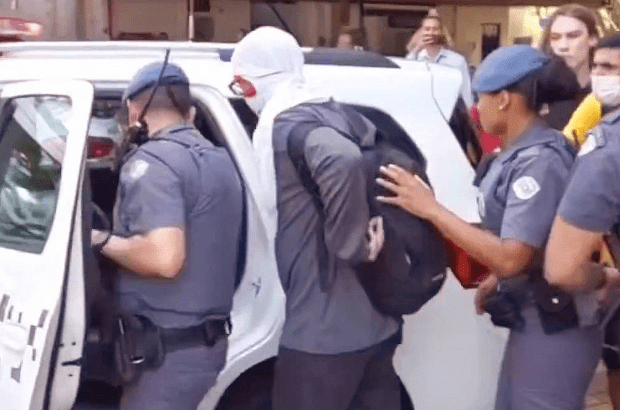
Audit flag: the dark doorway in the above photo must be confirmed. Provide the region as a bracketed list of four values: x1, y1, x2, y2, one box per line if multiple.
[481, 23, 500, 60]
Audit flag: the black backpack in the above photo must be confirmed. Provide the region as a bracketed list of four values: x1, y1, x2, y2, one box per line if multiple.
[283, 101, 447, 316]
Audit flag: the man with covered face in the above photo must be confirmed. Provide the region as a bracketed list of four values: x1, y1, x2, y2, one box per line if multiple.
[230, 27, 401, 409]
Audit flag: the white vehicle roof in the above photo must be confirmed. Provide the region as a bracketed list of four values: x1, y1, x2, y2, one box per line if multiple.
[0, 41, 477, 222]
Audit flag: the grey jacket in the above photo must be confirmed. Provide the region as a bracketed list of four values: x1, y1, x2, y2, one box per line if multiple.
[272, 103, 399, 354]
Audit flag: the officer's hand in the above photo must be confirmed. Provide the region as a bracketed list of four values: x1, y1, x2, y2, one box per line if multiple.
[475, 274, 498, 315]
[366, 216, 384, 262]
[376, 164, 440, 220]
[597, 267, 620, 309]
[91, 229, 110, 250]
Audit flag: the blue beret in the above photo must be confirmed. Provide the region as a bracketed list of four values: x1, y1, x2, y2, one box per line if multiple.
[126, 62, 189, 99]
[472, 45, 549, 94]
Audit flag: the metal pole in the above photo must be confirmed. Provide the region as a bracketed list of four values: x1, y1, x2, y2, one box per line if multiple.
[188, 0, 195, 41]
[107, 0, 113, 39]
[358, 0, 365, 49]
[358, 0, 364, 29]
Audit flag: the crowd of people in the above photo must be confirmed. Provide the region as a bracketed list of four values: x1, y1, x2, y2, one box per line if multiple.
[87, 3, 620, 410]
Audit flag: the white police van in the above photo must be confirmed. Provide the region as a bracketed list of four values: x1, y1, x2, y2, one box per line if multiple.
[0, 42, 508, 410]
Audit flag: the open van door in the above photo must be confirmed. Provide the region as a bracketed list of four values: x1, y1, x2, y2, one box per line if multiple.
[0, 80, 94, 410]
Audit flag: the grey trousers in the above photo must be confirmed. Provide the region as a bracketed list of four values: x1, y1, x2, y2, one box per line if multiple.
[495, 306, 603, 410]
[120, 338, 227, 410]
[272, 336, 401, 410]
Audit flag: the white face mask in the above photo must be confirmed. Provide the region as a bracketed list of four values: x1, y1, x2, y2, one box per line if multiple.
[244, 94, 267, 115]
[242, 73, 289, 115]
[592, 75, 620, 108]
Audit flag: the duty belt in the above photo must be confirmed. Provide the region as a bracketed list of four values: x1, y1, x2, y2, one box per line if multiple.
[160, 318, 231, 354]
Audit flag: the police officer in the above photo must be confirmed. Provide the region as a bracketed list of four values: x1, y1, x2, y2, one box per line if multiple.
[91, 61, 244, 410]
[546, 34, 620, 410]
[377, 45, 602, 410]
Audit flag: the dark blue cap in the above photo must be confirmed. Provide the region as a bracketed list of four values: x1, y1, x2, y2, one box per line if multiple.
[126, 61, 190, 99]
[472, 45, 549, 94]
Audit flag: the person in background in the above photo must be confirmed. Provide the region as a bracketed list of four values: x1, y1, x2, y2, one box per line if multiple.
[405, 8, 441, 59]
[376, 45, 602, 410]
[546, 35, 620, 410]
[408, 12, 473, 108]
[336, 27, 365, 51]
[540, 4, 599, 130]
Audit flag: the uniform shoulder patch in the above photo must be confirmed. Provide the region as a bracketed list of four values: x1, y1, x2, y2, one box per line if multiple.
[578, 127, 604, 157]
[126, 159, 150, 180]
[512, 176, 540, 200]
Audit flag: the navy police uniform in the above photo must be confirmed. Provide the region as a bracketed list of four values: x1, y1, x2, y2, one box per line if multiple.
[558, 110, 620, 370]
[473, 46, 603, 410]
[114, 63, 244, 410]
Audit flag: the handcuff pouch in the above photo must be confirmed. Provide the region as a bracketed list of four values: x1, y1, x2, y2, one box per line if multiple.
[114, 314, 165, 385]
[532, 275, 579, 334]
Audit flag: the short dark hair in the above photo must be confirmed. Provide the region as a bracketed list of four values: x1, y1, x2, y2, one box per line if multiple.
[598, 34, 620, 50]
[131, 84, 192, 117]
[503, 75, 539, 112]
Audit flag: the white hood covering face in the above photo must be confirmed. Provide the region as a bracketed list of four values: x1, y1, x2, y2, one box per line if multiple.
[232, 27, 329, 239]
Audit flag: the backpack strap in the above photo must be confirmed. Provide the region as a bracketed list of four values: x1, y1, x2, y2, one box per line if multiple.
[287, 121, 326, 214]
[286, 120, 335, 292]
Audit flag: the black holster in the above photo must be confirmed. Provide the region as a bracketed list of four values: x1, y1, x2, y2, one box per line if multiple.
[114, 314, 231, 385]
[485, 289, 525, 331]
[114, 315, 165, 385]
[531, 275, 579, 335]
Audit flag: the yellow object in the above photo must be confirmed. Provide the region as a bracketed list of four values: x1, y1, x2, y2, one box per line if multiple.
[562, 94, 603, 146]
[600, 243, 615, 268]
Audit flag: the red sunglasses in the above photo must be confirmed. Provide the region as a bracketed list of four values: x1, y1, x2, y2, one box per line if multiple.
[228, 72, 285, 98]
[229, 76, 257, 98]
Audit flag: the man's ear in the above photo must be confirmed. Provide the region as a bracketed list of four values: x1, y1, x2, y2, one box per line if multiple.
[187, 106, 197, 124]
[127, 99, 140, 124]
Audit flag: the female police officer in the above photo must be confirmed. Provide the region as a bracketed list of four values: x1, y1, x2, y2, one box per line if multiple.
[376, 45, 603, 410]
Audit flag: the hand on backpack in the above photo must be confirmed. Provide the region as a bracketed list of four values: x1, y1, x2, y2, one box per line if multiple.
[376, 164, 439, 220]
[366, 216, 385, 262]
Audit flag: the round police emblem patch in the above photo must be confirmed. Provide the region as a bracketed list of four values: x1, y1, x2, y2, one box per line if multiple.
[512, 176, 540, 200]
[127, 159, 149, 180]
[578, 131, 597, 157]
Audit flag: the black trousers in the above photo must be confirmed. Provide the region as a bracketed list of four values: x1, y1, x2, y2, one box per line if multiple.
[272, 336, 401, 410]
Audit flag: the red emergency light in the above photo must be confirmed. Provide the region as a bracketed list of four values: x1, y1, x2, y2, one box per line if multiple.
[0, 17, 43, 41]
[88, 138, 115, 160]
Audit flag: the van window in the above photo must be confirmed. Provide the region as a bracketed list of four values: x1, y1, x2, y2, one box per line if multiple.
[0, 96, 70, 254]
[449, 98, 482, 167]
[229, 98, 258, 138]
